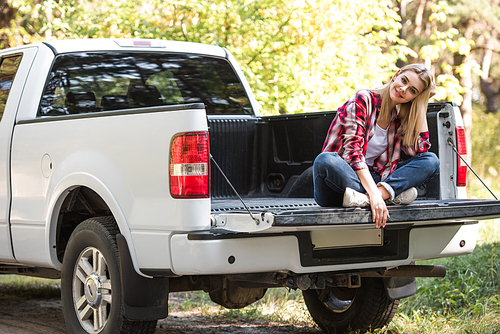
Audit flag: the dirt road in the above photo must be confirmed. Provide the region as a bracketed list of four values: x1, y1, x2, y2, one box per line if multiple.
[0, 292, 320, 333]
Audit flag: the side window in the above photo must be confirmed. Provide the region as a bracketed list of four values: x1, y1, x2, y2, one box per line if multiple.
[0, 55, 22, 122]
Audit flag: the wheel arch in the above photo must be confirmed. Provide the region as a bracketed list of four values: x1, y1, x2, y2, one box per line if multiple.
[47, 173, 140, 275]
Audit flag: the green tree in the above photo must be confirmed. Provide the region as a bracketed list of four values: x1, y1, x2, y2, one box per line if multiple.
[400, 0, 482, 165]
[401, 0, 500, 190]
[4, 0, 411, 115]
[448, 0, 500, 114]
[5, 0, 490, 119]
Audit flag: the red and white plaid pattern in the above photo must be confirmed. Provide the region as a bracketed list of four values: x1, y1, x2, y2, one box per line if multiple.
[321, 90, 431, 180]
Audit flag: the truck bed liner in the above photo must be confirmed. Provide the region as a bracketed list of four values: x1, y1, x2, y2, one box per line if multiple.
[211, 198, 500, 226]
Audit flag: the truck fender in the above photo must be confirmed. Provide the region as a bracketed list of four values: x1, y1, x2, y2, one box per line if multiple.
[47, 173, 140, 273]
[116, 234, 169, 320]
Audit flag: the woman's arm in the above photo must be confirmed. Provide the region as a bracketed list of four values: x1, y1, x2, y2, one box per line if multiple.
[417, 113, 428, 132]
[336, 91, 373, 170]
[356, 168, 389, 228]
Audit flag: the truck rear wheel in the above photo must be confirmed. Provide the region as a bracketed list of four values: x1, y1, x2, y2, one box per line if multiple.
[302, 277, 399, 333]
[61, 216, 157, 334]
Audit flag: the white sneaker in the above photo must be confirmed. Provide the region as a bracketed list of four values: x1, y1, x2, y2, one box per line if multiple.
[343, 187, 370, 207]
[388, 187, 418, 205]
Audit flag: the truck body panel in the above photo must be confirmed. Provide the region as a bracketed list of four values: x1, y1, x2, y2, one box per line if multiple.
[11, 105, 210, 269]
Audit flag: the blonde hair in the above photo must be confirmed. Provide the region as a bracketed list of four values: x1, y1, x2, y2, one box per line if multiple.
[370, 64, 434, 148]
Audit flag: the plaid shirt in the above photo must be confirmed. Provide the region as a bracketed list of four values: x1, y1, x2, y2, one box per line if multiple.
[322, 90, 431, 180]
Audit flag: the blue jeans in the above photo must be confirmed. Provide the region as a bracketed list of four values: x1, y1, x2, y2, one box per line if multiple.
[313, 152, 440, 207]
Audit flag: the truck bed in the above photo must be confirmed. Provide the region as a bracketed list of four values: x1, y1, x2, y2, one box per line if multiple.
[208, 104, 446, 201]
[208, 102, 500, 230]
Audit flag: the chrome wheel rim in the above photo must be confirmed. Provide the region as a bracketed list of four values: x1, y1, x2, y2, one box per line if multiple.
[319, 289, 355, 313]
[73, 247, 112, 333]
[325, 292, 353, 313]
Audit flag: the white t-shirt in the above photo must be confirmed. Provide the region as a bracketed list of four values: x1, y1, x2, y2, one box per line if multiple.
[365, 124, 388, 166]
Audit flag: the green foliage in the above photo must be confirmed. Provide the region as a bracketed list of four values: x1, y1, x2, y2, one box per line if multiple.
[403, 0, 477, 105]
[388, 219, 500, 333]
[3, 0, 498, 116]
[0, 274, 60, 299]
[169, 287, 313, 326]
[469, 104, 500, 199]
[400, 244, 500, 316]
[4, 0, 411, 115]
[217, 287, 312, 325]
[386, 310, 500, 334]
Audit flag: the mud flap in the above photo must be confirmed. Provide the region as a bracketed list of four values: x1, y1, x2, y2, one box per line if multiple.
[383, 277, 417, 300]
[116, 234, 170, 320]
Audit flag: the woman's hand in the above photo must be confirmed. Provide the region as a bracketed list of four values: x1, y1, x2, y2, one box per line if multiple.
[368, 192, 389, 228]
[355, 168, 390, 228]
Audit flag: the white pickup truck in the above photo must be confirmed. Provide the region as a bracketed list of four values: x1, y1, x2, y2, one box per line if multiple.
[1, 39, 499, 334]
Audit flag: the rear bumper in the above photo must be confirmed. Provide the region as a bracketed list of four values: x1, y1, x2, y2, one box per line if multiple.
[169, 221, 479, 275]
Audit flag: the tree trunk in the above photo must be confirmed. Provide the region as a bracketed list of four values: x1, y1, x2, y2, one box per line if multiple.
[397, 0, 408, 68]
[414, 0, 426, 36]
[0, 1, 16, 48]
[480, 78, 498, 113]
[480, 30, 498, 113]
[0, 2, 16, 28]
[455, 22, 474, 172]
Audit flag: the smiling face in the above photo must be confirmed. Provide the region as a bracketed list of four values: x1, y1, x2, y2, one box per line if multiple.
[389, 70, 426, 106]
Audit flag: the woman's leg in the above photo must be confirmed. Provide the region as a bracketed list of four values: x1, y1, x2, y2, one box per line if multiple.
[313, 152, 366, 207]
[379, 152, 440, 200]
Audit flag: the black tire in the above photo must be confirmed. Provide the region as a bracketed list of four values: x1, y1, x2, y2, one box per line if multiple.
[302, 278, 399, 334]
[61, 216, 157, 334]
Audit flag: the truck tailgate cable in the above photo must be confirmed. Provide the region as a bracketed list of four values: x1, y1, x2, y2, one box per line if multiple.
[447, 138, 498, 200]
[210, 154, 261, 225]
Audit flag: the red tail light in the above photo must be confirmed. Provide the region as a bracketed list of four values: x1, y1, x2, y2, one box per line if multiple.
[455, 126, 467, 187]
[170, 132, 210, 198]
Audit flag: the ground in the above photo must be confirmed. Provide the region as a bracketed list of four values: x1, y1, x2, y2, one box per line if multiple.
[0, 287, 320, 333]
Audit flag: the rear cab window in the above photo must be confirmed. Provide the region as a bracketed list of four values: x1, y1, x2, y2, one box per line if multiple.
[38, 52, 253, 117]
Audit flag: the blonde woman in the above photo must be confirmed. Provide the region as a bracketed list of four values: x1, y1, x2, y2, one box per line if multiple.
[313, 64, 440, 229]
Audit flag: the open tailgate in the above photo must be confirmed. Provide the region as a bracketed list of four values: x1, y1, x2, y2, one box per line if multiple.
[212, 198, 500, 228]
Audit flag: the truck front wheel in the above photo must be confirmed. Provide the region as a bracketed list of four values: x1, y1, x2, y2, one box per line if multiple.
[302, 277, 399, 333]
[61, 217, 157, 334]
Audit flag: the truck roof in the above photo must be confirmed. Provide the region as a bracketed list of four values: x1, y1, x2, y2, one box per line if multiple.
[42, 38, 227, 58]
